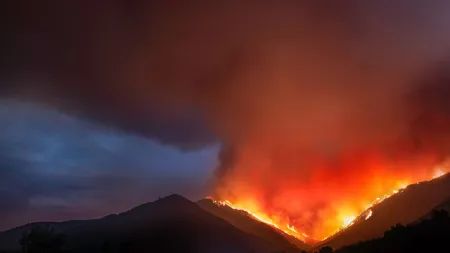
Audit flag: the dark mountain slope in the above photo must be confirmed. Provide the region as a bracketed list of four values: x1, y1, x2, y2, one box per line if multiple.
[66, 194, 277, 253]
[198, 198, 309, 251]
[417, 196, 450, 222]
[432, 198, 450, 212]
[0, 194, 291, 253]
[0, 219, 94, 251]
[335, 209, 450, 253]
[317, 173, 450, 250]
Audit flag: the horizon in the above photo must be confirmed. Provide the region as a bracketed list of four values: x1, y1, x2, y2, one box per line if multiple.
[3, 1, 450, 252]
[4, 171, 450, 244]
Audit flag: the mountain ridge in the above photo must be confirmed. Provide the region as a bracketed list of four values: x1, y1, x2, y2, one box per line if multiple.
[3, 173, 450, 252]
[198, 198, 309, 250]
[315, 173, 450, 250]
[0, 194, 294, 253]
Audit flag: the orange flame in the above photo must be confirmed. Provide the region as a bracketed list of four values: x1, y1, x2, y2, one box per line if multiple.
[343, 216, 355, 227]
[213, 154, 448, 242]
[433, 168, 445, 179]
[365, 210, 373, 220]
[212, 198, 314, 242]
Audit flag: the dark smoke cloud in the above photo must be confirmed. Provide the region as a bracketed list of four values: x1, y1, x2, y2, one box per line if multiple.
[2, 1, 450, 161]
[407, 62, 450, 156]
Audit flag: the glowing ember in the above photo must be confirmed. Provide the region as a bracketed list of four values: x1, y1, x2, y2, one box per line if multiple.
[433, 168, 445, 179]
[287, 224, 297, 233]
[211, 199, 312, 241]
[343, 216, 356, 227]
[365, 210, 373, 220]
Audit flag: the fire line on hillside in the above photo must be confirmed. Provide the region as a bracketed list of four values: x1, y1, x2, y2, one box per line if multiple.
[210, 166, 448, 243]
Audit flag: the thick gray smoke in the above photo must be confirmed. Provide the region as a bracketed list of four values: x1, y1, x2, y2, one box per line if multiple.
[3, 3, 450, 236]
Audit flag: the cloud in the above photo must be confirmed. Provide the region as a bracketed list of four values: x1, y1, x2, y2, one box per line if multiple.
[1, 1, 450, 147]
[0, 100, 219, 230]
[3, 0, 450, 236]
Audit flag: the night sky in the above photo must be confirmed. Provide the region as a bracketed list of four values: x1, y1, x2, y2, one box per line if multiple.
[0, 100, 218, 230]
[2, 1, 450, 231]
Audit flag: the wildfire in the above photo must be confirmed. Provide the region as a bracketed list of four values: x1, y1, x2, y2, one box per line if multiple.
[212, 164, 448, 243]
[343, 216, 355, 227]
[287, 224, 297, 233]
[433, 168, 445, 179]
[212, 199, 310, 241]
[365, 210, 373, 220]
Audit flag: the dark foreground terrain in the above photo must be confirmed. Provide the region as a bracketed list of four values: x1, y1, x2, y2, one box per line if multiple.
[318, 173, 450, 250]
[0, 194, 294, 253]
[1, 193, 450, 253]
[334, 209, 450, 253]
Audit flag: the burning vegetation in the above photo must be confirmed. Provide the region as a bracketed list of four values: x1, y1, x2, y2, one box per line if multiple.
[212, 158, 449, 243]
[7, 4, 450, 242]
[8, 0, 449, 246]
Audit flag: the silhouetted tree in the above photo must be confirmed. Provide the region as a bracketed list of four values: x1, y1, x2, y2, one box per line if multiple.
[317, 246, 333, 253]
[101, 241, 111, 253]
[431, 209, 449, 222]
[19, 226, 64, 253]
[383, 223, 407, 239]
[119, 241, 131, 253]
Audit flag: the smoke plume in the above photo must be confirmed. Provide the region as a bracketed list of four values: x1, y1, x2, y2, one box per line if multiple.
[4, 0, 450, 239]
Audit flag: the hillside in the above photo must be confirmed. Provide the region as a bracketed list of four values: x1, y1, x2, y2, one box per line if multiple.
[0, 194, 290, 253]
[198, 198, 309, 251]
[416, 196, 450, 222]
[335, 209, 450, 253]
[317, 173, 450, 250]
[4, 173, 450, 253]
[0, 219, 94, 251]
